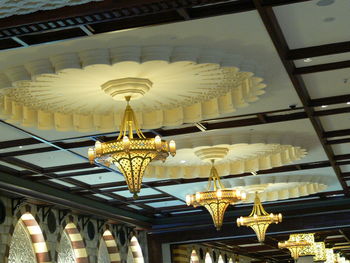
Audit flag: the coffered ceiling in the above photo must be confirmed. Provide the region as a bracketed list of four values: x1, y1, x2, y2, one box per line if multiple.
[0, 0, 349, 261]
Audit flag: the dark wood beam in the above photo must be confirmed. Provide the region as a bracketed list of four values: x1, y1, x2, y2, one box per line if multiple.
[327, 138, 350, 145]
[251, 0, 349, 195]
[310, 94, 350, 107]
[294, 60, 350, 75]
[324, 129, 350, 138]
[287, 41, 350, 60]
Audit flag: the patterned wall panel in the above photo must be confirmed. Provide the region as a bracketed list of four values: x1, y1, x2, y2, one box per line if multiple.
[128, 236, 144, 263]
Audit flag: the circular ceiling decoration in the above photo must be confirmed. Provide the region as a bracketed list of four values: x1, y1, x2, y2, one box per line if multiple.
[227, 174, 329, 203]
[182, 174, 329, 203]
[0, 0, 101, 18]
[145, 132, 307, 178]
[0, 46, 266, 132]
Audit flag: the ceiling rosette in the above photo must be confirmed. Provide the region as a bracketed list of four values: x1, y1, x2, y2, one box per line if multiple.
[145, 132, 307, 178]
[0, 46, 266, 132]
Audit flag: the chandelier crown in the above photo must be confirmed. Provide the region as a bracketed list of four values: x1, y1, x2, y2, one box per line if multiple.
[88, 96, 176, 198]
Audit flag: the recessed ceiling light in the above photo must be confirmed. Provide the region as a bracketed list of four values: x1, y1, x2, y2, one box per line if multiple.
[316, 0, 335, 6]
[347, 102, 350, 105]
[303, 58, 312, 63]
[18, 146, 23, 149]
[180, 160, 186, 164]
[321, 105, 328, 108]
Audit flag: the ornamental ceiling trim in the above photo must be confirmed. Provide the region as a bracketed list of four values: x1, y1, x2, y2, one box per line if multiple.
[0, 46, 266, 132]
[145, 132, 307, 178]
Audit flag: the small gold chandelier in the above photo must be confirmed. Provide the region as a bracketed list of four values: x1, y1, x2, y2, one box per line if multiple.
[88, 96, 176, 198]
[236, 192, 282, 243]
[278, 233, 314, 260]
[186, 160, 246, 231]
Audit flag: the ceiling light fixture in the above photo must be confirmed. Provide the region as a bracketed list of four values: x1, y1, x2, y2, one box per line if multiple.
[186, 160, 246, 230]
[237, 192, 282, 243]
[303, 58, 312, 63]
[278, 233, 315, 260]
[321, 105, 328, 108]
[347, 102, 350, 105]
[88, 96, 176, 198]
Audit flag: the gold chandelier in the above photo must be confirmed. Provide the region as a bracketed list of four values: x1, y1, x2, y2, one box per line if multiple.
[88, 96, 176, 198]
[278, 233, 315, 260]
[236, 192, 282, 243]
[186, 160, 246, 231]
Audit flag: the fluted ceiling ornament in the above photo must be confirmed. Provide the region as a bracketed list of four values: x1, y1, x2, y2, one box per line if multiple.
[186, 160, 246, 230]
[88, 96, 176, 198]
[0, 46, 266, 131]
[236, 192, 282, 243]
[278, 233, 314, 260]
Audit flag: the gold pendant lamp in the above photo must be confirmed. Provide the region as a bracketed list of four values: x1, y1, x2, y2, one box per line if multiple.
[236, 192, 282, 243]
[88, 96, 176, 198]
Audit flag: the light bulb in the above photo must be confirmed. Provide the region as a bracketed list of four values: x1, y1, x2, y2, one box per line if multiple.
[217, 189, 222, 199]
[123, 136, 130, 151]
[88, 148, 95, 164]
[195, 192, 201, 202]
[186, 195, 191, 206]
[169, 140, 176, 156]
[95, 141, 102, 155]
[155, 135, 162, 151]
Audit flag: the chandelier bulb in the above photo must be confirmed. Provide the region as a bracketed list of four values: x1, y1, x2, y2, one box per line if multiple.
[122, 136, 130, 151]
[186, 195, 191, 206]
[169, 140, 176, 156]
[88, 148, 95, 164]
[95, 141, 102, 156]
[155, 135, 162, 152]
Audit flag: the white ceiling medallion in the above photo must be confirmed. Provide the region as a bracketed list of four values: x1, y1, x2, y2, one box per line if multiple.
[145, 132, 307, 179]
[0, 46, 266, 132]
[0, 0, 102, 19]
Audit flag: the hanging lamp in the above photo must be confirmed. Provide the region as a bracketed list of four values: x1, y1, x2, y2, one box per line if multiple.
[278, 233, 315, 260]
[236, 192, 282, 243]
[88, 96, 176, 198]
[186, 159, 246, 230]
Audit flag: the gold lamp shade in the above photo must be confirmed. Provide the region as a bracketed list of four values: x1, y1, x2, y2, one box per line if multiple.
[88, 96, 176, 198]
[278, 233, 315, 260]
[236, 192, 282, 243]
[186, 161, 246, 230]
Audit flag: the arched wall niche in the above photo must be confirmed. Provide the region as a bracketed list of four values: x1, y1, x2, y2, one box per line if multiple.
[127, 236, 144, 263]
[190, 250, 200, 263]
[7, 211, 51, 263]
[98, 229, 121, 263]
[205, 252, 213, 263]
[57, 221, 89, 263]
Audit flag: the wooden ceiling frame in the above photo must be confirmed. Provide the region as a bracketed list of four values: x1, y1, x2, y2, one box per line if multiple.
[251, 0, 350, 195]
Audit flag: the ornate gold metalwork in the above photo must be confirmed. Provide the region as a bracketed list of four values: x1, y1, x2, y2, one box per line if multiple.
[186, 161, 246, 231]
[325, 249, 335, 263]
[278, 233, 314, 260]
[236, 192, 282, 243]
[314, 242, 327, 262]
[88, 96, 176, 198]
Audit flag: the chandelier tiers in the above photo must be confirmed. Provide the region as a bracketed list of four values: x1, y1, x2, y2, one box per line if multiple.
[186, 160, 246, 231]
[236, 192, 282, 243]
[88, 96, 176, 198]
[278, 233, 315, 261]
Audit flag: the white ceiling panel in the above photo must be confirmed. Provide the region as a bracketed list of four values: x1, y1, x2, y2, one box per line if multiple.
[16, 150, 86, 167]
[72, 171, 124, 185]
[147, 200, 184, 208]
[332, 143, 350, 155]
[301, 68, 350, 99]
[274, 0, 350, 49]
[0, 122, 31, 141]
[319, 113, 350, 131]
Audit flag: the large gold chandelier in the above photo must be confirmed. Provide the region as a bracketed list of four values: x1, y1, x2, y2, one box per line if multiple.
[88, 96, 176, 198]
[278, 233, 315, 260]
[236, 192, 282, 243]
[186, 160, 246, 230]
